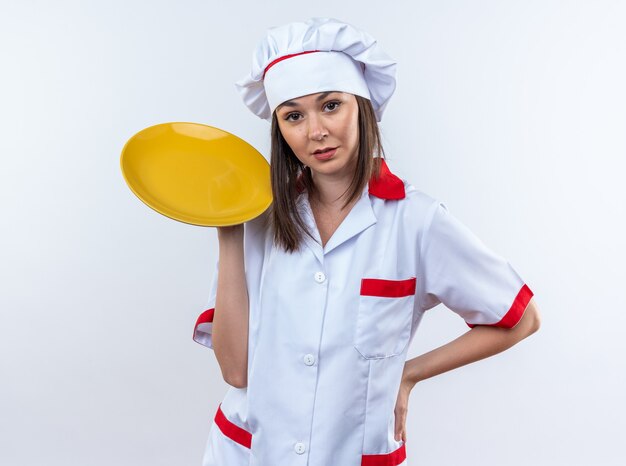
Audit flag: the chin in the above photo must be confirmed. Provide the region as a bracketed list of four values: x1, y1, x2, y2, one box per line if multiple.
[311, 160, 352, 176]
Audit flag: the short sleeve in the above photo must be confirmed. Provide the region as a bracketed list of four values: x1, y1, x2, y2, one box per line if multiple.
[418, 201, 534, 328]
[192, 259, 219, 349]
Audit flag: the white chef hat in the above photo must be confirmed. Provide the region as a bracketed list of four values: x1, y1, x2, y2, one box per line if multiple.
[235, 17, 397, 122]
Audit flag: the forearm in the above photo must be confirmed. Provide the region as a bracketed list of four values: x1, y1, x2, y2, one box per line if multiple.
[403, 298, 540, 387]
[213, 226, 250, 388]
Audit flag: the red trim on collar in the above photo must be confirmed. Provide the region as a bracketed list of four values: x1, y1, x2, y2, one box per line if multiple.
[368, 158, 405, 200]
[294, 158, 405, 200]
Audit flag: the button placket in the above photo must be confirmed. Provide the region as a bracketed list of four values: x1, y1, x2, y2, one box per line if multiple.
[290, 269, 325, 458]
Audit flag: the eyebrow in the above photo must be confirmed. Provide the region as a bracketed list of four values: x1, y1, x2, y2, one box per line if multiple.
[277, 91, 336, 110]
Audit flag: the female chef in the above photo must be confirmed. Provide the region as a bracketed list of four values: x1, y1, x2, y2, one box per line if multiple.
[193, 17, 541, 466]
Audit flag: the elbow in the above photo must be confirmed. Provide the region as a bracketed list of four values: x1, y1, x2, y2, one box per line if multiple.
[522, 298, 541, 337]
[529, 310, 541, 335]
[217, 354, 248, 388]
[212, 324, 249, 389]
[214, 345, 249, 388]
[223, 371, 248, 389]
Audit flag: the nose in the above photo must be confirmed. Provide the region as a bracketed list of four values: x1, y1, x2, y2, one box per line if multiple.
[307, 114, 327, 141]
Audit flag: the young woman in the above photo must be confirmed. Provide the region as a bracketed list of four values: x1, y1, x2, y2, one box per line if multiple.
[193, 17, 540, 466]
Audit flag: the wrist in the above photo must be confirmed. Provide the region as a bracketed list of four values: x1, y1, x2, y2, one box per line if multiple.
[217, 224, 244, 240]
[402, 356, 427, 387]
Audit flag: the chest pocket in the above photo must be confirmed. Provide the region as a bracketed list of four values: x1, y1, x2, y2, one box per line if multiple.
[354, 277, 417, 359]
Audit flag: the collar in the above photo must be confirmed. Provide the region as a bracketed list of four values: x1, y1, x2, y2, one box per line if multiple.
[295, 158, 405, 200]
[368, 158, 405, 200]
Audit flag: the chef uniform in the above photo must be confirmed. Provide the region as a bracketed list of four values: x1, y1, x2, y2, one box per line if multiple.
[193, 18, 534, 466]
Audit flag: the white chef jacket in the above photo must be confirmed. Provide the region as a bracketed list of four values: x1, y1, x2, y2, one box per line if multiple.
[193, 159, 534, 466]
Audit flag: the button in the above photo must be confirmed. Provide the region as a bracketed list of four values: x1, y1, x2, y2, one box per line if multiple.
[303, 354, 315, 366]
[314, 271, 326, 283]
[294, 442, 306, 454]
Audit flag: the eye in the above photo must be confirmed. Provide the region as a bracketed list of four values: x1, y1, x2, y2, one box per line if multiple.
[284, 112, 302, 122]
[324, 100, 341, 112]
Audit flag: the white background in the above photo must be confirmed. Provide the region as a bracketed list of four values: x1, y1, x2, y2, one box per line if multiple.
[1, 1, 625, 465]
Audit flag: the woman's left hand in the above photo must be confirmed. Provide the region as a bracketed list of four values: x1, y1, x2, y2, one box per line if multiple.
[394, 378, 414, 443]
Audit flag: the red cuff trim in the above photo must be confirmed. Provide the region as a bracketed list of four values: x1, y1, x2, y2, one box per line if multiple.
[361, 442, 406, 466]
[467, 284, 534, 329]
[361, 277, 417, 298]
[196, 308, 215, 325]
[192, 308, 215, 341]
[214, 403, 252, 449]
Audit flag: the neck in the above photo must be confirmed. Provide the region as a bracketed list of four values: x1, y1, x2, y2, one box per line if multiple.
[309, 163, 360, 209]
[311, 159, 356, 209]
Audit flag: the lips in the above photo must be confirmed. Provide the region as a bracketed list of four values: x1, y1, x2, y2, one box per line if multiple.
[312, 147, 337, 160]
[313, 147, 337, 155]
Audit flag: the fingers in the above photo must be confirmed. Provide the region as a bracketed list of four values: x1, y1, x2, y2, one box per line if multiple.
[394, 387, 410, 443]
[394, 413, 405, 442]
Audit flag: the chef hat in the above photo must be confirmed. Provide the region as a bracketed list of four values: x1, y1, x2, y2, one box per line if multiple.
[235, 17, 397, 122]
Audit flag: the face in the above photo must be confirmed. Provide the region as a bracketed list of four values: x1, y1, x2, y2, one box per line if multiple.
[275, 91, 359, 180]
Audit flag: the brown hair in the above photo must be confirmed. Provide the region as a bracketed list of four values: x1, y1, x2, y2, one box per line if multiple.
[268, 94, 386, 253]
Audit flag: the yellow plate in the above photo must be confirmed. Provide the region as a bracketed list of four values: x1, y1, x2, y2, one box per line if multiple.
[120, 122, 272, 227]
